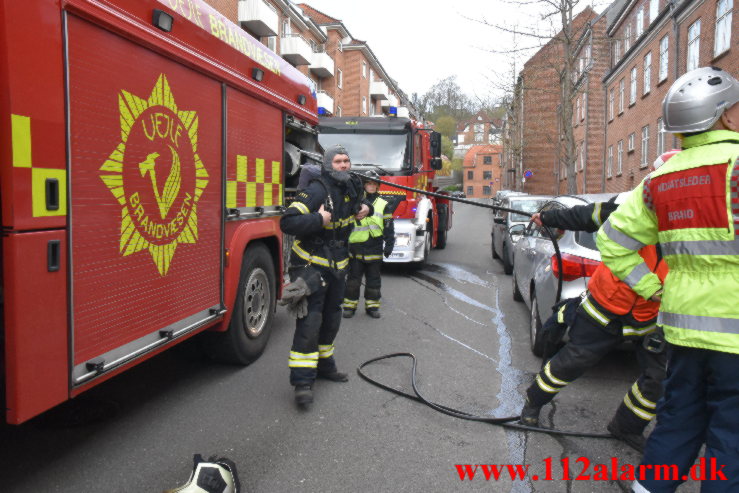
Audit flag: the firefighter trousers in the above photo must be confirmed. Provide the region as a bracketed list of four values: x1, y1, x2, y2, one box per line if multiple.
[343, 257, 382, 311]
[525, 302, 666, 434]
[634, 346, 739, 493]
[288, 267, 346, 386]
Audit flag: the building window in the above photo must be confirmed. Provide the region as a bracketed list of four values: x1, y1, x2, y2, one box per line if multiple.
[715, 0, 733, 56]
[659, 35, 669, 82]
[467, 171, 473, 180]
[362, 96, 367, 115]
[575, 97, 581, 124]
[625, 24, 632, 52]
[609, 88, 615, 121]
[607, 145, 614, 178]
[369, 68, 374, 82]
[362, 61, 367, 78]
[483, 156, 492, 164]
[641, 125, 650, 167]
[617, 140, 624, 174]
[581, 93, 586, 121]
[614, 39, 621, 62]
[370, 101, 376, 116]
[483, 186, 492, 195]
[636, 7, 644, 37]
[650, 0, 659, 24]
[337, 69, 342, 89]
[619, 78, 625, 113]
[630, 67, 637, 105]
[336, 106, 342, 117]
[474, 123, 483, 132]
[579, 145, 585, 171]
[628, 132, 635, 152]
[282, 18, 291, 36]
[483, 171, 492, 180]
[687, 19, 701, 71]
[474, 133, 483, 142]
[643, 52, 652, 95]
[267, 36, 276, 52]
[657, 117, 665, 156]
[467, 186, 473, 196]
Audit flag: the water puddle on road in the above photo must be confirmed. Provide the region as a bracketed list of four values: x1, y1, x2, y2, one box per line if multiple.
[411, 264, 532, 493]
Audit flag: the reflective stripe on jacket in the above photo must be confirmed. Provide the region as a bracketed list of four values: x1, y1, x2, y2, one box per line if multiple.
[349, 196, 388, 244]
[596, 130, 739, 354]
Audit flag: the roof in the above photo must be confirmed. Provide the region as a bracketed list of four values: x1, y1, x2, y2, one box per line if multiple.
[297, 3, 339, 24]
[462, 144, 502, 167]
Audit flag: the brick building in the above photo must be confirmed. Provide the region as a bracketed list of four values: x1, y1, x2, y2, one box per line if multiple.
[462, 145, 503, 198]
[455, 112, 502, 147]
[503, 7, 600, 195]
[212, 0, 418, 119]
[604, 0, 737, 193]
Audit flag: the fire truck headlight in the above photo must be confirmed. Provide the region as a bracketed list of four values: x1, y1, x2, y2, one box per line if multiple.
[395, 233, 411, 247]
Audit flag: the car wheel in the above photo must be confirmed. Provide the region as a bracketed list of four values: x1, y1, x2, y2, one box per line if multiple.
[512, 271, 523, 302]
[502, 242, 513, 275]
[530, 291, 545, 357]
[204, 243, 275, 365]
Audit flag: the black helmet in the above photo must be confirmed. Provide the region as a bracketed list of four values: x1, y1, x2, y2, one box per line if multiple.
[361, 170, 382, 183]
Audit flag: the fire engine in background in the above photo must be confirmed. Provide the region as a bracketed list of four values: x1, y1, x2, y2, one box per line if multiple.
[0, 0, 321, 424]
[317, 117, 450, 264]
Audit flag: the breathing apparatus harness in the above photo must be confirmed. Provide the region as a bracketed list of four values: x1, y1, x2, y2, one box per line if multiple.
[349, 171, 613, 440]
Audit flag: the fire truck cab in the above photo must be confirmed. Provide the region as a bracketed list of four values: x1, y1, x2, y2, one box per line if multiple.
[317, 116, 450, 264]
[0, 0, 320, 424]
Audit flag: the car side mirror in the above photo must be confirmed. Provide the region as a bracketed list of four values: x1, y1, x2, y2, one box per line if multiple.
[509, 224, 526, 239]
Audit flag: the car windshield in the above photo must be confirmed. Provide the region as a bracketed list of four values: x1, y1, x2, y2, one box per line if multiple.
[509, 199, 547, 222]
[317, 132, 408, 171]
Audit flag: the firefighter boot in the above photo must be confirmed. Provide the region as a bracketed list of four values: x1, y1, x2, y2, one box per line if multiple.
[294, 384, 313, 407]
[366, 308, 381, 319]
[317, 370, 349, 382]
[519, 399, 541, 427]
[342, 309, 355, 318]
[607, 417, 646, 453]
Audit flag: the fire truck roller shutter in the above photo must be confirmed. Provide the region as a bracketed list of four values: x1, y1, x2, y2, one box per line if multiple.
[203, 243, 276, 364]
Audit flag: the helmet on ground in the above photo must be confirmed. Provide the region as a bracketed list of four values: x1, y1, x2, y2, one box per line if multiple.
[651, 149, 681, 171]
[361, 170, 382, 183]
[662, 67, 739, 133]
[165, 455, 241, 493]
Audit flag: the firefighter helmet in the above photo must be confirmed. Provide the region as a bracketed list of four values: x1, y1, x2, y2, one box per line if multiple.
[164, 455, 241, 493]
[662, 67, 739, 133]
[360, 169, 382, 183]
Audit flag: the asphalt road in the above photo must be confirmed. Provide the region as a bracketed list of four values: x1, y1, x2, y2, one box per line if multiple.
[0, 201, 700, 492]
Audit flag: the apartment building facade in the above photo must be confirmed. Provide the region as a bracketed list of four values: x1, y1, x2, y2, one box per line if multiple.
[604, 0, 736, 193]
[462, 145, 503, 198]
[210, 0, 417, 119]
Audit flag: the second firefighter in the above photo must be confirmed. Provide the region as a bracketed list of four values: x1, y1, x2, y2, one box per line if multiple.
[343, 170, 395, 319]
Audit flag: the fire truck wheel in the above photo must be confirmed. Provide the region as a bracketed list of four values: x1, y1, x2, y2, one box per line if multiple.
[207, 243, 276, 365]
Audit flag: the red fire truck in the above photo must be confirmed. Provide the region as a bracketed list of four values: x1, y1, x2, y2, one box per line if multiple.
[0, 0, 320, 424]
[317, 117, 451, 263]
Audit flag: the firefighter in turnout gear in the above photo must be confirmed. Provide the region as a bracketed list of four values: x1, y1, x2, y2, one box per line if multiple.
[343, 170, 395, 319]
[520, 152, 679, 452]
[280, 145, 372, 407]
[597, 67, 739, 493]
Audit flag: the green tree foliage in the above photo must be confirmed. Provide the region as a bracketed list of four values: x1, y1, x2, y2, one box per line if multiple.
[441, 135, 455, 159]
[434, 115, 457, 140]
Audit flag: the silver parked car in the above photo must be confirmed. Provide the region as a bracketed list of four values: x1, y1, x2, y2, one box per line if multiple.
[491, 195, 552, 275]
[511, 193, 623, 356]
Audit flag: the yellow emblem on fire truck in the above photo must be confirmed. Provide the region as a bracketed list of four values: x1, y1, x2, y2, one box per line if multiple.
[100, 74, 209, 276]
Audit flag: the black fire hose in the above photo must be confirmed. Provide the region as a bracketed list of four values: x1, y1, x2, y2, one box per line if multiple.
[348, 172, 614, 439]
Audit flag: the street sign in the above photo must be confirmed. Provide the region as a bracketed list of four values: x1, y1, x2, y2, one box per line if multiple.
[524, 168, 533, 178]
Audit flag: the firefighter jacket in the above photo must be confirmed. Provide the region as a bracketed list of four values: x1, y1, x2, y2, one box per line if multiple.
[281, 174, 372, 272]
[542, 202, 667, 327]
[348, 193, 395, 261]
[597, 130, 739, 354]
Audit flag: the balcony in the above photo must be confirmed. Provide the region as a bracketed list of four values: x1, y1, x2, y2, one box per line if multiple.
[309, 51, 335, 79]
[238, 0, 278, 37]
[370, 80, 389, 100]
[381, 94, 398, 108]
[280, 34, 312, 66]
[316, 91, 334, 115]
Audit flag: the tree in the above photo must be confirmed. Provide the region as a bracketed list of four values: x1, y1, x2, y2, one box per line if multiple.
[441, 135, 455, 160]
[434, 115, 457, 140]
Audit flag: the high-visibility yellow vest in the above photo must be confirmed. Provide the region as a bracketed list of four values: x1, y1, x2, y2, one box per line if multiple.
[349, 196, 388, 244]
[597, 130, 739, 354]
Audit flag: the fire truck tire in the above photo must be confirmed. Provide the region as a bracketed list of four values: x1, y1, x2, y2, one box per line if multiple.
[435, 205, 448, 249]
[206, 243, 276, 365]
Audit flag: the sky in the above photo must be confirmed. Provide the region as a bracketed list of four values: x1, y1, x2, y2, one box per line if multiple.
[299, 0, 608, 103]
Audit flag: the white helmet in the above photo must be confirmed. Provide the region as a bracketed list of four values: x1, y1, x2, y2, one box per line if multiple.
[662, 67, 739, 133]
[165, 455, 240, 493]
